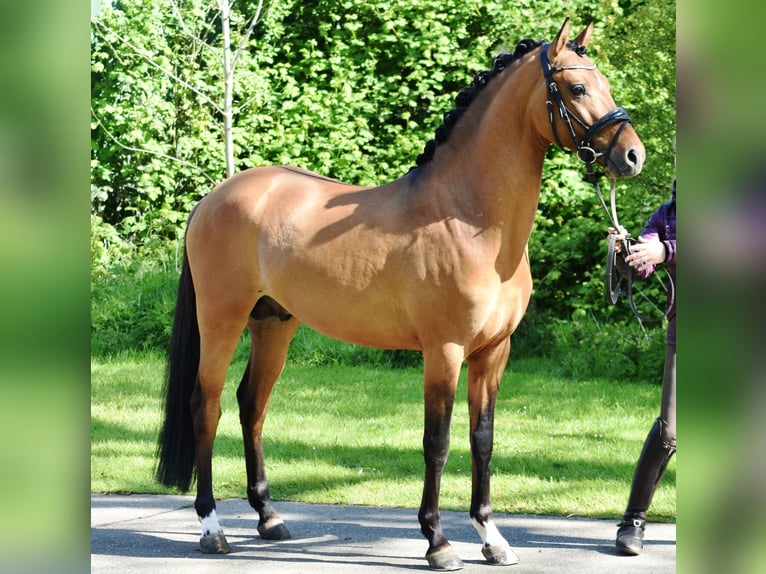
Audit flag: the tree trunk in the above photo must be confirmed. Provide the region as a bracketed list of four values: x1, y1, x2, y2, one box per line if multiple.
[220, 0, 235, 179]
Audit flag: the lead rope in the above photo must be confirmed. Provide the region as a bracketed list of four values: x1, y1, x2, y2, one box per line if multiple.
[597, 170, 675, 323]
[587, 161, 620, 230]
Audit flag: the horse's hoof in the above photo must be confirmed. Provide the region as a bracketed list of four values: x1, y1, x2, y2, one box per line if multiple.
[481, 543, 519, 566]
[426, 546, 464, 571]
[199, 532, 231, 554]
[258, 517, 291, 540]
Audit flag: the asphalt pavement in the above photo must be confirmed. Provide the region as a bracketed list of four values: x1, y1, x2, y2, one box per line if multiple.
[91, 494, 675, 573]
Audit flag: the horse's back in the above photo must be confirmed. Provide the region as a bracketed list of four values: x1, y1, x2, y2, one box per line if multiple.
[196, 166, 362, 219]
[188, 165, 365, 260]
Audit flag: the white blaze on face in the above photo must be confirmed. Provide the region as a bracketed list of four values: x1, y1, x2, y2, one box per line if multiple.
[596, 75, 606, 91]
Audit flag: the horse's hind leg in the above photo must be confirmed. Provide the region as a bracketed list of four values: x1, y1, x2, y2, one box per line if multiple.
[192, 306, 250, 554]
[466, 338, 518, 565]
[237, 310, 300, 541]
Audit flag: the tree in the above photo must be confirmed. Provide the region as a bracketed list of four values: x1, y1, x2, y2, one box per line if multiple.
[217, 0, 263, 177]
[91, 0, 266, 243]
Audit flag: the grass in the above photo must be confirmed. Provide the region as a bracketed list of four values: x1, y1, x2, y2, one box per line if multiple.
[91, 350, 675, 522]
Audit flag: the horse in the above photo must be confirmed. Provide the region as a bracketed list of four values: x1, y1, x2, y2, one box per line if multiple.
[156, 19, 644, 571]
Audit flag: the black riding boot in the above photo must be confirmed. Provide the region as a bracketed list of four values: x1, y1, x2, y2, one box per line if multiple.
[616, 417, 676, 556]
[616, 511, 647, 556]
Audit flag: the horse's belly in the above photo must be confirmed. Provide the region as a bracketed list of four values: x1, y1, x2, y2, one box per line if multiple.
[286, 294, 421, 350]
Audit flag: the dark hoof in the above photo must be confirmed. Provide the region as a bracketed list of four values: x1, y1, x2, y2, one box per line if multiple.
[199, 532, 231, 554]
[482, 543, 519, 566]
[258, 518, 291, 540]
[426, 546, 464, 571]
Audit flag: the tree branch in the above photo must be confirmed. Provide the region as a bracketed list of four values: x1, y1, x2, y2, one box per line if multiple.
[231, 0, 264, 70]
[91, 106, 219, 186]
[169, 0, 223, 67]
[92, 18, 224, 115]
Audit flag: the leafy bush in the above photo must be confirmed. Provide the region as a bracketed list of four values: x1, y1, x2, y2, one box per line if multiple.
[512, 303, 666, 383]
[289, 327, 422, 369]
[91, 255, 180, 357]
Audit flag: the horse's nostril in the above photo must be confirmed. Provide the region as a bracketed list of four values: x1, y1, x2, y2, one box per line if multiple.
[627, 148, 639, 166]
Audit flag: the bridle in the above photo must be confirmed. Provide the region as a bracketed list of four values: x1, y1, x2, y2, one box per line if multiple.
[539, 42, 632, 230]
[540, 42, 673, 323]
[540, 43, 632, 188]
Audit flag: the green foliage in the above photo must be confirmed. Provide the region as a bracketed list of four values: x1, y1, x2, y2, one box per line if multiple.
[515, 309, 666, 382]
[91, 257, 181, 357]
[599, 0, 676, 195]
[91, 0, 232, 242]
[90, 213, 133, 277]
[289, 326, 422, 369]
[91, 0, 675, 338]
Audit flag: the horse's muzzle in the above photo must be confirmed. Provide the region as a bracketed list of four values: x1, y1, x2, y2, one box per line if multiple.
[606, 143, 645, 178]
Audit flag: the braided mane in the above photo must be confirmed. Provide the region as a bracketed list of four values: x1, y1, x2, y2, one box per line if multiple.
[412, 38, 588, 169]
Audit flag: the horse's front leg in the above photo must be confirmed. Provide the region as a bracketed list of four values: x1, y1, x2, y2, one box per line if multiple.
[419, 344, 464, 571]
[466, 338, 518, 566]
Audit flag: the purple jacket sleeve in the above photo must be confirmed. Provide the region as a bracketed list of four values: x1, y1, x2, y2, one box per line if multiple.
[662, 238, 676, 265]
[633, 200, 677, 345]
[632, 203, 676, 280]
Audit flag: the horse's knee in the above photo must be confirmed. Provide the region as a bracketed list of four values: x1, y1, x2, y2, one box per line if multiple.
[471, 421, 494, 458]
[423, 403, 454, 462]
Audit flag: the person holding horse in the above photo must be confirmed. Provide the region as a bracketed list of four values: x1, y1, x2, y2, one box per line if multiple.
[607, 179, 676, 556]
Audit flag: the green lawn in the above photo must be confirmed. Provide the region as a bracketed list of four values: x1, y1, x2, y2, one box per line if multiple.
[91, 353, 675, 521]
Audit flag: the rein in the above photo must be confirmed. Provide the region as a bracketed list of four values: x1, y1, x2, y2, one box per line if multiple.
[539, 43, 673, 323]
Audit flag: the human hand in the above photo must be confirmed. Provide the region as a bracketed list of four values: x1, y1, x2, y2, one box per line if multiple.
[607, 226, 629, 254]
[624, 235, 665, 270]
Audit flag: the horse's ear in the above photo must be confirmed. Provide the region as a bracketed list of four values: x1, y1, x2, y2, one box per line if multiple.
[548, 18, 571, 61]
[574, 21, 594, 48]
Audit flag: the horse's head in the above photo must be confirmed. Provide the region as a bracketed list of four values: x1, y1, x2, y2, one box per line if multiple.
[534, 19, 645, 178]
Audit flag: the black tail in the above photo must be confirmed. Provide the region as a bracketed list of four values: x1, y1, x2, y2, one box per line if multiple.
[156, 245, 199, 491]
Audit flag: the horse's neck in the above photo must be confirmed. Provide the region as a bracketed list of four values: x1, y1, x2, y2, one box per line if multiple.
[414, 59, 547, 257]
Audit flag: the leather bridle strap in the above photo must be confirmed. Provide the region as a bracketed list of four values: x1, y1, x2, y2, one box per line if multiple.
[540, 42, 632, 230]
[539, 43, 674, 323]
[540, 43, 632, 172]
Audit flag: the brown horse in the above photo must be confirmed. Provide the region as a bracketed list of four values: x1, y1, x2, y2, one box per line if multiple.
[157, 19, 644, 570]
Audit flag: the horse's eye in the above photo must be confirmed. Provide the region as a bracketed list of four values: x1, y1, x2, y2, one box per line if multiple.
[570, 84, 586, 97]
